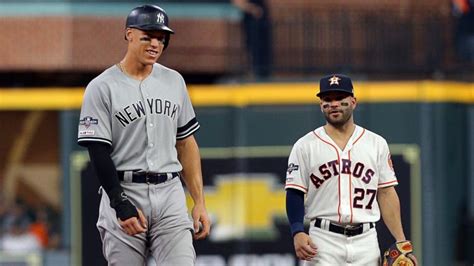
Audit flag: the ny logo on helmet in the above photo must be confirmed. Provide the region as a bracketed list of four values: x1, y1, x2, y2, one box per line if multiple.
[157, 13, 165, 24]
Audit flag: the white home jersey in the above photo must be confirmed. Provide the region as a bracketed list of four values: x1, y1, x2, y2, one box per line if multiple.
[285, 125, 397, 224]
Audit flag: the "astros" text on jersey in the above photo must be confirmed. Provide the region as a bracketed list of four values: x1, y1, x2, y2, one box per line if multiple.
[310, 159, 375, 188]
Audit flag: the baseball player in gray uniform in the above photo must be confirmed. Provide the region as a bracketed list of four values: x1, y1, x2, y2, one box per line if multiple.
[77, 5, 210, 265]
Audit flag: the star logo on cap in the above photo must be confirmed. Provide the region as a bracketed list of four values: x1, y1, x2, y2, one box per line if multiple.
[329, 76, 341, 85]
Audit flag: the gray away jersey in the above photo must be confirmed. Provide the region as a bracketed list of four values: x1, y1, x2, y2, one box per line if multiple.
[77, 63, 200, 173]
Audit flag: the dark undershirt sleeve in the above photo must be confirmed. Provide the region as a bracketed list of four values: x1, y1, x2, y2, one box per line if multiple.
[85, 142, 123, 198]
[286, 188, 306, 236]
[85, 142, 138, 220]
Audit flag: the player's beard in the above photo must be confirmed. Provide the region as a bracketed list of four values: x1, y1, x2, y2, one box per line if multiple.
[324, 107, 353, 128]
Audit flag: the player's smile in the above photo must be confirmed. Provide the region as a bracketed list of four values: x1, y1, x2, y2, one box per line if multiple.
[140, 46, 162, 64]
[146, 49, 159, 58]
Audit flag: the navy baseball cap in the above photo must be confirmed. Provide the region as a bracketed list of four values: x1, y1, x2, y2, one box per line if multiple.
[317, 74, 354, 97]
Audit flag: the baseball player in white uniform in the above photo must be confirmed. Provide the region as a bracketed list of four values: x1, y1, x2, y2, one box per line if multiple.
[285, 74, 417, 265]
[77, 5, 210, 265]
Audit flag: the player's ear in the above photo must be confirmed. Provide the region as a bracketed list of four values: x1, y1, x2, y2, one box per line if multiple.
[125, 28, 133, 41]
[352, 97, 357, 109]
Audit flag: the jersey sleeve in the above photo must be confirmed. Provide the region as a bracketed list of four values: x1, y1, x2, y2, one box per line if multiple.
[77, 81, 112, 147]
[377, 139, 398, 188]
[285, 141, 309, 193]
[176, 77, 200, 140]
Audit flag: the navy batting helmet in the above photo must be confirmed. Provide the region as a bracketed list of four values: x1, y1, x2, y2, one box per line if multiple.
[125, 5, 174, 48]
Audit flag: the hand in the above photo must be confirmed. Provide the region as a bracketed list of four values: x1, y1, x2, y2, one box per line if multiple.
[118, 208, 147, 236]
[191, 203, 211, 240]
[293, 232, 317, 261]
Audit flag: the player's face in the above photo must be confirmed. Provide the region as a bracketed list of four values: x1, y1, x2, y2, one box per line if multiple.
[127, 28, 167, 65]
[319, 92, 356, 127]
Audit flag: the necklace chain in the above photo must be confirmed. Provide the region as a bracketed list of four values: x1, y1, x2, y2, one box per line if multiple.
[117, 62, 128, 76]
[117, 62, 151, 81]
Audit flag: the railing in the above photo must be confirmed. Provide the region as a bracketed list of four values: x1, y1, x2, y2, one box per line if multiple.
[262, 8, 474, 77]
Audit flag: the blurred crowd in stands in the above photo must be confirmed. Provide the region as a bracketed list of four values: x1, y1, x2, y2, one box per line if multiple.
[452, 0, 474, 63]
[0, 194, 61, 254]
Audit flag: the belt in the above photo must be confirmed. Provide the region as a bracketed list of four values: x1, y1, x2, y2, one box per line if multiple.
[314, 218, 374, 237]
[117, 171, 180, 184]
